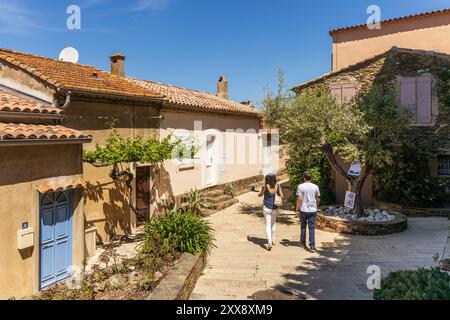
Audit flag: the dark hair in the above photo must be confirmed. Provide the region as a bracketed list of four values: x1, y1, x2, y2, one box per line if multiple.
[303, 171, 312, 181]
[265, 174, 277, 187]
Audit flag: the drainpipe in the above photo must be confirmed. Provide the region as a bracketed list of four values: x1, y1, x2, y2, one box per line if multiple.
[60, 90, 72, 110]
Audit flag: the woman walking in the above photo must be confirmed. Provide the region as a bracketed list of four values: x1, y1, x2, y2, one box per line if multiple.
[258, 174, 284, 251]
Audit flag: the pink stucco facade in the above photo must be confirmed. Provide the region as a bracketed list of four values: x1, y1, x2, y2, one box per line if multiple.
[331, 10, 450, 71]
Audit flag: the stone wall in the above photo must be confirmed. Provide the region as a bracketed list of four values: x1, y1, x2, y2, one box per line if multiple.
[316, 211, 408, 235]
[173, 174, 264, 205]
[300, 49, 450, 206]
[374, 199, 450, 217]
[147, 251, 207, 300]
[304, 49, 450, 154]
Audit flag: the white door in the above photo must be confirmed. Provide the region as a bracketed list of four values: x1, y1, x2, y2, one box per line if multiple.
[205, 135, 217, 186]
[262, 133, 272, 175]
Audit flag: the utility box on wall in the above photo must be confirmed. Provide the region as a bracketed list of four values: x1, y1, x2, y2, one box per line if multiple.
[17, 228, 34, 250]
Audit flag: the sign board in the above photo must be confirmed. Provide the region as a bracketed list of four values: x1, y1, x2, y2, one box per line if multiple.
[21, 221, 29, 230]
[344, 191, 356, 209]
[348, 162, 362, 176]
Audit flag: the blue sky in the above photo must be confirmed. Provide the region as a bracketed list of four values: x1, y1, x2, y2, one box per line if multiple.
[1, 0, 449, 107]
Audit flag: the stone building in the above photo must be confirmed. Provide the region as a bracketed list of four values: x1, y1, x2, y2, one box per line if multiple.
[293, 47, 450, 204]
[0, 86, 91, 298]
[0, 48, 284, 295]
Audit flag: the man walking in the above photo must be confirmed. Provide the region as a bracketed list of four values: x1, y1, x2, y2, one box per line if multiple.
[295, 172, 321, 252]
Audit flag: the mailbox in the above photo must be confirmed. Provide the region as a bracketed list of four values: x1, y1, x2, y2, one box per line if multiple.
[17, 228, 34, 250]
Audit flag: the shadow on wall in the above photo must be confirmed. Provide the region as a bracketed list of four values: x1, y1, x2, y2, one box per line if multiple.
[84, 176, 132, 244]
[153, 164, 176, 215]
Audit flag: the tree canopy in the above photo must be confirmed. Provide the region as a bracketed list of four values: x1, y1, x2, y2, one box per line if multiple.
[263, 73, 412, 215]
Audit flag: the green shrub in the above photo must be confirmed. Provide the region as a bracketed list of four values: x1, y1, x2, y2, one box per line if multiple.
[179, 189, 210, 215]
[139, 211, 215, 256]
[286, 149, 335, 206]
[374, 140, 450, 208]
[224, 184, 237, 198]
[374, 268, 450, 300]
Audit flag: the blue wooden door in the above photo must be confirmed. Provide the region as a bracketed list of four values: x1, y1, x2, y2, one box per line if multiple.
[39, 190, 73, 289]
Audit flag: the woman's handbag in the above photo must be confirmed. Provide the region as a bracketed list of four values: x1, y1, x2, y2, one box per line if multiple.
[274, 184, 283, 207]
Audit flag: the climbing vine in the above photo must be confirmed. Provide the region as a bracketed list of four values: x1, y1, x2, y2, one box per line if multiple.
[436, 69, 450, 109]
[83, 128, 180, 166]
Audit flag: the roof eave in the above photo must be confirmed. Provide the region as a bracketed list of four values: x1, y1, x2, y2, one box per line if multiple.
[0, 111, 66, 120]
[163, 102, 262, 118]
[61, 88, 166, 104]
[0, 137, 92, 146]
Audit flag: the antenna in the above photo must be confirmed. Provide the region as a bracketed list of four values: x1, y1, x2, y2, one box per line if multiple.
[58, 47, 79, 63]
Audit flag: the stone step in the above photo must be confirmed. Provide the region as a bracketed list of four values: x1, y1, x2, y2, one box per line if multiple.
[209, 198, 239, 211]
[206, 189, 225, 198]
[206, 194, 234, 203]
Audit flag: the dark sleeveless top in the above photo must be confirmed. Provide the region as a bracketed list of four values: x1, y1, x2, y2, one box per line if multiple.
[263, 184, 279, 210]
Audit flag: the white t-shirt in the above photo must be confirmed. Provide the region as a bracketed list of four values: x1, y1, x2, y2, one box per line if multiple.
[296, 182, 320, 213]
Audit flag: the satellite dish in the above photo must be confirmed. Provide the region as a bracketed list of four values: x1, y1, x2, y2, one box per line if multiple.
[59, 47, 79, 63]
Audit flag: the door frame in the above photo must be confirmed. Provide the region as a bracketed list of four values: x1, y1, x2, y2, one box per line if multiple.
[204, 134, 218, 187]
[38, 189, 74, 290]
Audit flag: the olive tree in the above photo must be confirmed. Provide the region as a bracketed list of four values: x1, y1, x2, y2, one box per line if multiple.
[263, 76, 411, 215]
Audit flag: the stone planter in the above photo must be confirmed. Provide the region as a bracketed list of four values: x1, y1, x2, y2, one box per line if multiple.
[147, 251, 207, 300]
[316, 207, 407, 236]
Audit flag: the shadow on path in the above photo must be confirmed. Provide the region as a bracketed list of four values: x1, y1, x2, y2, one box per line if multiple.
[238, 203, 296, 226]
[247, 236, 268, 249]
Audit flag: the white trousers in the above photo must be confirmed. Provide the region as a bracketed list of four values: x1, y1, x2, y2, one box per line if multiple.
[263, 206, 278, 245]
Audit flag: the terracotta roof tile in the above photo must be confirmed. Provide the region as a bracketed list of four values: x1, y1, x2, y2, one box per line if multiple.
[38, 177, 86, 193]
[0, 87, 64, 116]
[0, 123, 90, 141]
[127, 78, 260, 115]
[0, 49, 162, 99]
[330, 8, 450, 35]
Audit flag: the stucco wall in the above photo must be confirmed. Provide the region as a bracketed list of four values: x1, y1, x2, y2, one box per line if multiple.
[332, 11, 450, 71]
[159, 110, 265, 198]
[63, 100, 160, 242]
[0, 144, 84, 299]
[0, 63, 55, 103]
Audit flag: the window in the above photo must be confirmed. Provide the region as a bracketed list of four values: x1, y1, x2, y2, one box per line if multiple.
[400, 76, 432, 124]
[173, 131, 198, 166]
[438, 155, 450, 176]
[330, 82, 357, 104]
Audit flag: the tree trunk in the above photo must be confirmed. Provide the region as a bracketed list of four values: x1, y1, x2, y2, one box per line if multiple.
[348, 165, 373, 216]
[350, 178, 365, 216]
[320, 145, 372, 217]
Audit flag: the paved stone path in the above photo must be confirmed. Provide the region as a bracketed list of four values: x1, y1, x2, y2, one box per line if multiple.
[191, 192, 449, 300]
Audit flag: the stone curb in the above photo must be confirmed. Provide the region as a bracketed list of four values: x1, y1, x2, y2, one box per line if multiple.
[317, 206, 408, 236]
[147, 251, 207, 300]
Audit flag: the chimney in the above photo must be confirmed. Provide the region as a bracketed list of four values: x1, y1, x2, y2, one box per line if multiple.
[110, 53, 126, 77]
[217, 75, 229, 100]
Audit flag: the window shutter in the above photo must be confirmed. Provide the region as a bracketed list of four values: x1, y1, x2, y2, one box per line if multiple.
[400, 77, 417, 113]
[416, 76, 432, 123]
[330, 84, 342, 104]
[342, 83, 357, 102]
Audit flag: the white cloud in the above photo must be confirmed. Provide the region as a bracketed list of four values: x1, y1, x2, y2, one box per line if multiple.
[132, 0, 170, 12]
[82, 0, 110, 9]
[0, 1, 42, 35]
